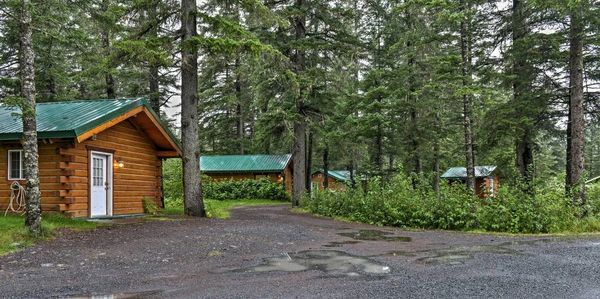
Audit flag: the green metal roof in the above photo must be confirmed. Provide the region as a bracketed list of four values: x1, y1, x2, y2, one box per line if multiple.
[0, 98, 179, 149]
[314, 170, 352, 182]
[200, 154, 292, 173]
[441, 166, 497, 179]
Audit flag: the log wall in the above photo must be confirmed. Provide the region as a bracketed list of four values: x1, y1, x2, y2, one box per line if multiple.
[0, 120, 163, 218]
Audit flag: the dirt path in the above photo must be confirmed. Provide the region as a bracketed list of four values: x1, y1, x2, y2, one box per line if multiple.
[1, 206, 599, 298]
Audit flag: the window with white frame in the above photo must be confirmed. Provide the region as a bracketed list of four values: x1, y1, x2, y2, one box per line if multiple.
[8, 150, 24, 180]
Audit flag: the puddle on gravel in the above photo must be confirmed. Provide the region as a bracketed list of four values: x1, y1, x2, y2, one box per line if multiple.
[246, 250, 390, 276]
[384, 250, 416, 257]
[322, 240, 362, 247]
[338, 230, 411, 242]
[69, 290, 162, 299]
[417, 244, 521, 265]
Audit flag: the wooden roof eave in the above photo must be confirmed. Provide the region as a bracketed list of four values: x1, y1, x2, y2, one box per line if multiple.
[76, 106, 182, 157]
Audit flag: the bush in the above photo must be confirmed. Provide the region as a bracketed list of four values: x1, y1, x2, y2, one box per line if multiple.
[203, 178, 289, 201]
[303, 172, 587, 234]
[163, 159, 289, 202]
[142, 197, 160, 215]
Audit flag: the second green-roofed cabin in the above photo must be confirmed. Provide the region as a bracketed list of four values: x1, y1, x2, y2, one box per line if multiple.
[311, 170, 353, 191]
[441, 166, 499, 198]
[200, 154, 293, 195]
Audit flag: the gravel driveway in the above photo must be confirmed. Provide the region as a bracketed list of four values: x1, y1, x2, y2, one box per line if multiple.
[1, 205, 600, 299]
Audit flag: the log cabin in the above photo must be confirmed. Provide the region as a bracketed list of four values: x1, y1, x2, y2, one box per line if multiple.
[200, 154, 293, 195]
[311, 170, 351, 191]
[440, 165, 499, 198]
[0, 98, 181, 218]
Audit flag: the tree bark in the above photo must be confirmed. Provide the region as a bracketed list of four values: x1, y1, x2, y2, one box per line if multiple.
[322, 144, 329, 189]
[149, 64, 160, 113]
[101, 0, 115, 99]
[460, 0, 476, 194]
[181, 0, 205, 216]
[292, 121, 307, 206]
[148, 2, 160, 114]
[433, 114, 441, 194]
[567, 2, 586, 207]
[512, 0, 534, 186]
[20, 0, 42, 236]
[405, 11, 421, 185]
[375, 122, 383, 174]
[291, 0, 307, 206]
[306, 129, 313, 192]
[234, 57, 244, 154]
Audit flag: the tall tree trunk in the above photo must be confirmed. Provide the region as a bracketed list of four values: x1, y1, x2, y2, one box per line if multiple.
[291, 0, 307, 206]
[512, 0, 534, 186]
[234, 57, 244, 154]
[292, 121, 306, 206]
[20, 0, 42, 236]
[433, 114, 441, 194]
[409, 105, 421, 189]
[516, 132, 534, 182]
[149, 64, 160, 113]
[181, 0, 205, 216]
[147, 1, 160, 113]
[306, 129, 313, 192]
[374, 121, 383, 174]
[101, 0, 115, 99]
[322, 144, 329, 189]
[460, 0, 476, 194]
[348, 161, 356, 189]
[567, 2, 586, 207]
[406, 11, 421, 185]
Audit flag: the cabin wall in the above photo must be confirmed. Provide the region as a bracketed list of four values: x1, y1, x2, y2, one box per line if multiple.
[475, 176, 499, 198]
[0, 142, 69, 213]
[446, 176, 499, 199]
[62, 121, 162, 217]
[311, 173, 346, 191]
[0, 120, 162, 218]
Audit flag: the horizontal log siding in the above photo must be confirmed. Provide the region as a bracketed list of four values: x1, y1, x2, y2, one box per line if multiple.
[64, 121, 162, 217]
[0, 143, 67, 213]
[0, 120, 162, 218]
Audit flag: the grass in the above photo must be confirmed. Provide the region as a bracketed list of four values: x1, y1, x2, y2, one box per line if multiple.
[0, 213, 97, 256]
[162, 199, 289, 219]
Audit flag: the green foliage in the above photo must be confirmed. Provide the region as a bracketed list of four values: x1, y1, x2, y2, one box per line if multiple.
[0, 213, 96, 255]
[204, 199, 288, 218]
[304, 172, 590, 234]
[203, 178, 289, 201]
[142, 197, 160, 215]
[163, 158, 289, 203]
[162, 159, 183, 202]
[162, 198, 287, 219]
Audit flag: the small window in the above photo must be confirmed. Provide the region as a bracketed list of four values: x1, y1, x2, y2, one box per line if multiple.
[8, 150, 23, 180]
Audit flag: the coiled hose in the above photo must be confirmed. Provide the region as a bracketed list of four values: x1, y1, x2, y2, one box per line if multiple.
[4, 181, 25, 216]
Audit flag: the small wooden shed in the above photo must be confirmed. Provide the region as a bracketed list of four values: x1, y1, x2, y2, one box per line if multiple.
[200, 154, 293, 195]
[311, 170, 351, 191]
[0, 99, 181, 218]
[441, 165, 499, 198]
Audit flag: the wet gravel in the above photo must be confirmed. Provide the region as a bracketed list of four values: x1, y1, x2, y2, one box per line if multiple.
[1, 206, 600, 298]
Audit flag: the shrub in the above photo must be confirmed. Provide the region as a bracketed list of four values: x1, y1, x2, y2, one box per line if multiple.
[142, 197, 160, 215]
[303, 172, 588, 234]
[203, 178, 289, 201]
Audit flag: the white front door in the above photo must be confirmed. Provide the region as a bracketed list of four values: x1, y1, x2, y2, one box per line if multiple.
[90, 153, 111, 217]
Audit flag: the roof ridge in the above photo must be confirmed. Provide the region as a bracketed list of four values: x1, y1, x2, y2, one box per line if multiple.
[37, 98, 143, 105]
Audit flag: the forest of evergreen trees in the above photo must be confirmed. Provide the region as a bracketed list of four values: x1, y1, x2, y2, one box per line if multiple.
[1, 0, 599, 222]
